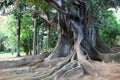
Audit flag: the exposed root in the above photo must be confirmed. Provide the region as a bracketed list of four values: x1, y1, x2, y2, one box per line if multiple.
[74, 40, 95, 75]
[36, 42, 97, 79]
[101, 52, 120, 63]
[40, 53, 95, 80]
[0, 51, 51, 69]
[32, 56, 71, 69]
[45, 60, 78, 79]
[61, 65, 83, 79]
[39, 57, 70, 79]
[0, 49, 113, 80]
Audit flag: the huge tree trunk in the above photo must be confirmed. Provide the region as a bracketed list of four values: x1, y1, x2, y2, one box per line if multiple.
[46, 0, 102, 60]
[39, 1, 100, 79]
[16, 18, 21, 57]
[36, 0, 115, 79]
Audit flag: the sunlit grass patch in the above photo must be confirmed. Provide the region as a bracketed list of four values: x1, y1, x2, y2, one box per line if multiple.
[0, 52, 26, 58]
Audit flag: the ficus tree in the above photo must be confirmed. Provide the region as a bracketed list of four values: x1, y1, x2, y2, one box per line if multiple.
[0, 0, 120, 79]
[32, 0, 120, 79]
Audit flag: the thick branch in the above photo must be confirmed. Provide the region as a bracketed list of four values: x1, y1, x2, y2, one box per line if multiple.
[45, 0, 73, 17]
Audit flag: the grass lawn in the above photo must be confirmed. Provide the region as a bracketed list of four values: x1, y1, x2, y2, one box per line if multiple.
[0, 52, 26, 59]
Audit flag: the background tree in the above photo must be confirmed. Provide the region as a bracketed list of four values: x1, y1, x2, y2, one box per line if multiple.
[14, 5, 23, 57]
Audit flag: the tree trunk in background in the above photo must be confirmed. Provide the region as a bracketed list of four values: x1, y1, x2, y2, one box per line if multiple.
[47, 26, 50, 51]
[95, 28, 112, 53]
[16, 18, 21, 57]
[41, 26, 44, 50]
[33, 17, 38, 55]
[89, 27, 112, 53]
[37, 29, 41, 54]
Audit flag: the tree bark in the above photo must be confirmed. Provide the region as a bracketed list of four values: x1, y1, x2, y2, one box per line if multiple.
[33, 16, 38, 55]
[41, 26, 44, 50]
[95, 28, 112, 53]
[47, 13, 72, 59]
[46, 0, 102, 61]
[16, 18, 21, 57]
[47, 33, 72, 59]
[88, 27, 112, 53]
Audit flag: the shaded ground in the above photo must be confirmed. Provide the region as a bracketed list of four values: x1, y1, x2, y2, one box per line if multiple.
[75, 61, 120, 80]
[112, 47, 120, 53]
[0, 60, 120, 80]
[0, 47, 120, 80]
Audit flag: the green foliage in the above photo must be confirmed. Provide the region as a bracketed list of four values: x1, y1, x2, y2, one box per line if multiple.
[91, 0, 119, 10]
[13, 10, 23, 19]
[99, 10, 120, 46]
[0, 13, 58, 53]
[49, 28, 58, 48]
[38, 23, 58, 51]
[0, 0, 14, 9]
[27, 0, 51, 12]
[0, 34, 7, 51]
[0, 14, 33, 53]
[20, 13, 33, 53]
[0, 15, 17, 51]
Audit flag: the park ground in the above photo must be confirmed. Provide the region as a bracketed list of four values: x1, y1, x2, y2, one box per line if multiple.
[0, 47, 120, 80]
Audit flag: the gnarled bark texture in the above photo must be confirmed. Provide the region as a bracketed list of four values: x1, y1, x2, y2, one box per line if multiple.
[41, 0, 104, 79]
[45, 0, 103, 60]
[91, 27, 112, 53]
